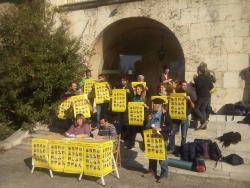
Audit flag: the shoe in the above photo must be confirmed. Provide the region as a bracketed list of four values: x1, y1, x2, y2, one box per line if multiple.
[156, 175, 168, 183]
[200, 121, 208, 130]
[141, 170, 155, 178]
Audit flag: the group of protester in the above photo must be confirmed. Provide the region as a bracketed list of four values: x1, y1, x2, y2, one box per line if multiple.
[62, 62, 216, 183]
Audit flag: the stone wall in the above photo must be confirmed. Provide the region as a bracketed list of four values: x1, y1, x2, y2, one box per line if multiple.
[49, 0, 250, 111]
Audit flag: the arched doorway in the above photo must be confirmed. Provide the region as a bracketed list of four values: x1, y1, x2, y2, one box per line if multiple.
[91, 17, 185, 95]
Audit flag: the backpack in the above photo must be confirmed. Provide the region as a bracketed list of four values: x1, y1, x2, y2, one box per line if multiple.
[209, 142, 222, 161]
[181, 143, 190, 161]
[194, 139, 212, 159]
[222, 154, 244, 166]
[181, 142, 196, 162]
[217, 132, 241, 147]
[194, 158, 206, 173]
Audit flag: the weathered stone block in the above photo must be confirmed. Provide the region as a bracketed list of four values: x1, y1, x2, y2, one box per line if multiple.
[222, 37, 243, 53]
[180, 8, 198, 24]
[223, 21, 249, 37]
[228, 54, 249, 71]
[223, 72, 240, 88]
[204, 55, 228, 71]
[242, 37, 250, 53]
[168, 0, 188, 10]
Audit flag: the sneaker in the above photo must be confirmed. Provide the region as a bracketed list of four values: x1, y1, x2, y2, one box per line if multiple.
[156, 175, 168, 183]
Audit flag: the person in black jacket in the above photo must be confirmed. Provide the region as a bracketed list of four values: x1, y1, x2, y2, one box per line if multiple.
[194, 65, 214, 129]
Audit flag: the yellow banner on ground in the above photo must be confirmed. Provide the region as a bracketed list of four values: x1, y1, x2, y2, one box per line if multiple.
[112, 89, 127, 112]
[95, 82, 110, 104]
[128, 102, 144, 126]
[151, 96, 168, 104]
[169, 93, 187, 120]
[83, 79, 95, 97]
[143, 129, 166, 160]
[131, 82, 146, 88]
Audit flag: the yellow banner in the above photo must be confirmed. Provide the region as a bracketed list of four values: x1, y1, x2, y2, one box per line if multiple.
[128, 102, 144, 126]
[83, 79, 95, 97]
[32, 138, 113, 177]
[169, 93, 187, 120]
[131, 82, 146, 88]
[95, 82, 110, 104]
[112, 89, 127, 112]
[144, 129, 166, 160]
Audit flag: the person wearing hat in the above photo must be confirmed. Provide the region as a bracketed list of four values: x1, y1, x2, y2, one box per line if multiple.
[142, 98, 169, 183]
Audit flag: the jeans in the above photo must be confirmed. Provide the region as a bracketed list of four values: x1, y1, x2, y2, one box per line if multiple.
[170, 118, 189, 151]
[149, 158, 168, 177]
[194, 97, 210, 124]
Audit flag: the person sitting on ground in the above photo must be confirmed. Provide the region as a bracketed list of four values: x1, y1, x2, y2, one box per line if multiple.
[65, 114, 91, 138]
[96, 116, 117, 140]
[143, 98, 169, 183]
[64, 82, 78, 99]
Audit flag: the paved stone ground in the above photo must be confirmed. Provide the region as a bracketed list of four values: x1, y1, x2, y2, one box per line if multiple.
[0, 120, 250, 188]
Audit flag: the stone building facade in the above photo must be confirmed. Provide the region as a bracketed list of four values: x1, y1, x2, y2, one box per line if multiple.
[48, 0, 250, 110]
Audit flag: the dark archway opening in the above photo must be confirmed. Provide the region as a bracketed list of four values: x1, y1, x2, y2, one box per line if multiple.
[101, 17, 185, 95]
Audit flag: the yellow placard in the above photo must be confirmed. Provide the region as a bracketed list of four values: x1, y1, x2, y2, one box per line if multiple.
[144, 129, 166, 160]
[83, 141, 113, 177]
[128, 102, 144, 126]
[112, 89, 127, 112]
[83, 79, 95, 97]
[64, 141, 84, 174]
[58, 100, 72, 119]
[72, 99, 91, 118]
[48, 140, 67, 172]
[31, 138, 113, 178]
[151, 96, 168, 104]
[169, 93, 187, 120]
[131, 82, 146, 88]
[32, 138, 49, 168]
[95, 82, 110, 104]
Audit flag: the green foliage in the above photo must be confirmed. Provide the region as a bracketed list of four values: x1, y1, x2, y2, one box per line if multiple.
[0, 0, 87, 130]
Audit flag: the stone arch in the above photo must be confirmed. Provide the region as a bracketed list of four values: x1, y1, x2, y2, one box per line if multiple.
[89, 17, 185, 95]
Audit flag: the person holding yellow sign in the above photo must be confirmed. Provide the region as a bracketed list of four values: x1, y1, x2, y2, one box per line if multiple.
[143, 98, 169, 183]
[95, 74, 112, 122]
[127, 84, 149, 149]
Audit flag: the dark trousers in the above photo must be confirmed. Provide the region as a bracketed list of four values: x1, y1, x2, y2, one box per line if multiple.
[127, 126, 144, 147]
[96, 103, 109, 122]
[194, 97, 210, 124]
